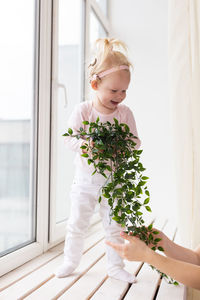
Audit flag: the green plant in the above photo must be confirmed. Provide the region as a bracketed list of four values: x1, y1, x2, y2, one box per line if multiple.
[63, 117, 178, 285]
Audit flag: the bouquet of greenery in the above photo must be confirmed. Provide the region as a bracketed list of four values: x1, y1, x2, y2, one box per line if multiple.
[63, 117, 178, 285]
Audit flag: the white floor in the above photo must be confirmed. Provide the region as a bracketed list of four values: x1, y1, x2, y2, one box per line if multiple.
[0, 218, 186, 300]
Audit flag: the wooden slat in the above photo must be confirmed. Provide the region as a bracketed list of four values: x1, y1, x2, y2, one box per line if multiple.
[156, 224, 186, 299]
[162, 219, 177, 240]
[19, 241, 105, 300]
[0, 218, 186, 300]
[124, 263, 160, 300]
[0, 220, 103, 292]
[0, 245, 62, 292]
[91, 278, 129, 300]
[156, 280, 186, 300]
[91, 218, 165, 300]
[152, 216, 167, 231]
[57, 256, 107, 300]
[0, 256, 62, 300]
[0, 234, 104, 299]
[120, 218, 167, 299]
[91, 261, 142, 300]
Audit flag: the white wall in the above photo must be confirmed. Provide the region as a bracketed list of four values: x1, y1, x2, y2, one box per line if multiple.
[109, 0, 177, 220]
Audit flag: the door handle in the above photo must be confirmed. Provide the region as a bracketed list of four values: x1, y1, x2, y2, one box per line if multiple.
[57, 83, 68, 108]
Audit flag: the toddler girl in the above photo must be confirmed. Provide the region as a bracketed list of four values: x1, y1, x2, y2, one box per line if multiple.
[55, 38, 141, 283]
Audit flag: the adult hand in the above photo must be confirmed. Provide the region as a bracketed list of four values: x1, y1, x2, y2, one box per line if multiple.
[106, 231, 150, 262]
[147, 227, 165, 249]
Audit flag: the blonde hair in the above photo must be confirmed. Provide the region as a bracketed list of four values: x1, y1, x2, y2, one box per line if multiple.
[88, 38, 132, 82]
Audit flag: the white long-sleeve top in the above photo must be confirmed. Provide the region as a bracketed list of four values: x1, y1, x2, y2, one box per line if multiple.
[64, 100, 141, 174]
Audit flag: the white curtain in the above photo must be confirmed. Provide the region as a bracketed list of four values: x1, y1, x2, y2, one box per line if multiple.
[169, 0, 200, 299]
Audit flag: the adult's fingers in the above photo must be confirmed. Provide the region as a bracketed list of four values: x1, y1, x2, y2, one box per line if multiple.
[120, 232, 142, 248]
[105, 240, 124, 252]
[120, 231, 137, 242]
[105, 240, 126, 258]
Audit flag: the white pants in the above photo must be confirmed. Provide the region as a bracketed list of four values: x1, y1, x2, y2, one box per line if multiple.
[63, 170, 125, 275]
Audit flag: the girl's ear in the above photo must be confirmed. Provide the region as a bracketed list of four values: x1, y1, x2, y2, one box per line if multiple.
[91, 80, 98, 90]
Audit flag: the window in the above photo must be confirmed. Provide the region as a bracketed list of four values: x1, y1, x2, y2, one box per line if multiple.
[87, 7, 108, 103]
[0, 0, 110, 275]
[90, 9, 107, 45]
[0, 0, 37, 257]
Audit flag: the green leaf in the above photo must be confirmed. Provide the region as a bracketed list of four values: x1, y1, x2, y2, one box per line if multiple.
[151, 246, 156, 251]
[92, 170, 97, 175]
[124, 124, 130, 133]
[96, 116, 100, 123]
[139, 181, 146, 186]
[63, 133, 69, 136]
[149, 233, 153, 240]
[68, 128, 73, 135]
[153, 231, 160, 235]
[112, 216, 120, 222]
[142, 176, 149, 180]
[154, 238, 162, 243]
[145, 206, 152, 212]
[80, 145, 87, 149]
[148, 223, 153, 230]
[144, 198, 150, 205]
[145, 190, 150, 196]
[114, 118, 119, 125]
[87, 159, 93, 165]
[136, 211, 143, 216]
[101, 173, 107, 178]
[106, 165, 112, 171]
[137, 150, 143, 154]
[103, 193, 110, 198]
[81, 153, 89, 158]
[82, 120, 89, 125]
[158, 246, 164, 252]
[98, 196, 102, 203]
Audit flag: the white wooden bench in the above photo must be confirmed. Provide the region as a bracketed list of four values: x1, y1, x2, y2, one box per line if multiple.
[0, 216, 187, 300]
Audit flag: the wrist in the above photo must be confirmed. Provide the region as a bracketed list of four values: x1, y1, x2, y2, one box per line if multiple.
[158, 231, 166, 249]
[145, 247, 157, 265]
[144, 246, 153, 263]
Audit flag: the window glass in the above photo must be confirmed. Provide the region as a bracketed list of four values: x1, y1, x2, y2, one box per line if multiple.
[90, 9, 107, 46]
[54, 0, 82, 223]
[95, 0, 107, 16]
[0, 0, 37, 256]
[87, 9, 107, 101]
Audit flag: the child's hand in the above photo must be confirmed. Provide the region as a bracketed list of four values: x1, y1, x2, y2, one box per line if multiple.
[81, 140, 95, 154]
[82, 140, 105, 155]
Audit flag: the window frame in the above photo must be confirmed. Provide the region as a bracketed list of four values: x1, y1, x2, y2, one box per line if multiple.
[0, 0, 44, 276]
[49, 0, 86, 243]
[49, 0, 111, 244]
